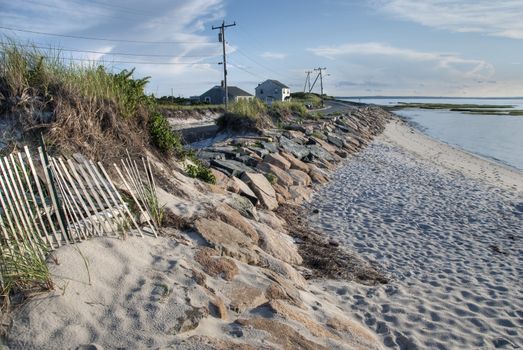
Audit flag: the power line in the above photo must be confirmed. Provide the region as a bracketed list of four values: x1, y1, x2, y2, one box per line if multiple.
[16, 0, 145, 21]
[233, 47, 289, 80]
[84, 0, 157, 16]
[3, 54, 215, 65]
[0, 26, 219, 45]
[228, 59, 265, 79]
[14, 44, 221, 58]
[234, 28, 296, 80]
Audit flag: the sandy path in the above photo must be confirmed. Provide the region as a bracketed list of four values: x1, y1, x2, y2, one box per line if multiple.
[309, 120, 523, 349]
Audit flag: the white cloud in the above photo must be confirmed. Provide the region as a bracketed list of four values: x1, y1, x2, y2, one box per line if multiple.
[261, 51, 287, 60]
[308, 42, 494, 79]
[371, 0, 523, 39]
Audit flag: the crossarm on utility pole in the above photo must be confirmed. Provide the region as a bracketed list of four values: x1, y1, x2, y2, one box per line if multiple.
[212, 20, 236, 112]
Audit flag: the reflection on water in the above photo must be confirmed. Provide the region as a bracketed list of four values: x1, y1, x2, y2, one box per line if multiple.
[341, 98, 523, 171]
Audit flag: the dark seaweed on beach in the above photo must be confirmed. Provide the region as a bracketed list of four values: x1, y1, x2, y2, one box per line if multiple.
[276, 204, 388, 285]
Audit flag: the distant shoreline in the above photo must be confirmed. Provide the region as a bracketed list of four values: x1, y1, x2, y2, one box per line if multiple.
[337, 95, 523, 100]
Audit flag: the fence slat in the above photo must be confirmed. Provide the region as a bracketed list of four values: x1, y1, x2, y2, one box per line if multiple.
[38, 147, 69, 244]
[24, 146, 62, 247]
[16, 152, 54, 248]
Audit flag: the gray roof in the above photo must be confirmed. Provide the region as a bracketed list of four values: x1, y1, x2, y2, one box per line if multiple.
[226, 86, 253, 97]
[265, 79, 289, 89]
[201, 85, 252, 98]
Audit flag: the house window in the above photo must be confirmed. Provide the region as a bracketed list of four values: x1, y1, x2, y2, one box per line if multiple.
[274, 89, 278, 94]
[260, 89, 264, 94]
[204, 97, 211, 103]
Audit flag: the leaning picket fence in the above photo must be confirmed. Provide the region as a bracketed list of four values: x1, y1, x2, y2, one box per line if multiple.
[0, 146, 159, 295]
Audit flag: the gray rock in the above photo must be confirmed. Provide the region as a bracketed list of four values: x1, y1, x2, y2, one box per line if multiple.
[327, 134, 344, 148]
[248, 146, 270, 158]
[307, 144, 335, 162]
[210, 159, 254, 177]
[234, 155, 259, 168]
[260, 141, 278, 153]
[279, 136, 310, 160]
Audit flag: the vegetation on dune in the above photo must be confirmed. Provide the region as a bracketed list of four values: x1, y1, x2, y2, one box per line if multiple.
[149, 113, 184, 155]
[0, 40, 196, 160]
[290, 92, 323, 108]
[1, 236, 53, 308]
[270, 100, 308, 118]
[216, 98, 273, 132]
[185, 161, 216, 184]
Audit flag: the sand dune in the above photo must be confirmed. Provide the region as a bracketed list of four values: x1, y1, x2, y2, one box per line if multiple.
[309, 120, 523, 349]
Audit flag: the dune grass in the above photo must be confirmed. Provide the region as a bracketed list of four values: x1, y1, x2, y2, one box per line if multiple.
[290, 92, 323, 108]
[270, 101, 308, 118]
[0, 40, 158, 160]
[216, 98, 272, 131]
[1, 235, 53, 307]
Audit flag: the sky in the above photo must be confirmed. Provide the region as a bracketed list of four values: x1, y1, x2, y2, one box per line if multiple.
[1, 0, 523, 97]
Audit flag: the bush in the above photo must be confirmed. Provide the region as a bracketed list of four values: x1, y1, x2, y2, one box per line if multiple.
[265, 172, 277, 185]
[216, 99, 272, 131]
[149, 113, 183, 154]
[185, 162, 216, 184]
[290, 92, 322, 108]
[270, 101, 308, 118]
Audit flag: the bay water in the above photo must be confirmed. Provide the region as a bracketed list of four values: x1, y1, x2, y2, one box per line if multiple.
[340, 97, 523, 171]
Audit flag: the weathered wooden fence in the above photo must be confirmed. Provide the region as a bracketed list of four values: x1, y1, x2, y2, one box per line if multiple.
[0, 147, 159, 266]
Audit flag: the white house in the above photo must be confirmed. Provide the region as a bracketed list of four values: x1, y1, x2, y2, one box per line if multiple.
[255, 80, 290, 103]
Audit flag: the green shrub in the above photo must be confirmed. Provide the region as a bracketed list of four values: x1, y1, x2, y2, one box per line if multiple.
[185, 162, 216, 184]
[265, 172, 277, 185]
[270, 101, 308, 118]
[149, 113, 183, 154]
[290, 92, 322, 108]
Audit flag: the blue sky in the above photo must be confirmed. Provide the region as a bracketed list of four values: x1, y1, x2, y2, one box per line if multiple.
[1, 0, 522, 97]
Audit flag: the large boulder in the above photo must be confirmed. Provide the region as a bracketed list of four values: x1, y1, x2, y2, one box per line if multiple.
[215, 204, 259, 243]
[210, 159, 254, 177]
[256, 162, 294, 187]
[226, 176, 259, 205]
[264, 153, 291, 170]
[241, 173, 278, 211]
[223, 281, 267, 313]
[288, 169, 311, 186]
[253, 222, 302, 265]
[280, 152, 310, 173]
[279, 136, 310, 159]
[193, 218, 258, 264]
[224, 193, 258, 220]
[307, 144, 336, 162]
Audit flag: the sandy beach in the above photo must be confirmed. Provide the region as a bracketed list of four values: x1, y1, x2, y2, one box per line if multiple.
[309, 119, 523, 349]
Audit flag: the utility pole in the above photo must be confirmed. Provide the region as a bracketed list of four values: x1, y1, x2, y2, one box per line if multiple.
[314, 67, 327, 107]
[212, 20, 236, 112]
[303, 70, 312, 93]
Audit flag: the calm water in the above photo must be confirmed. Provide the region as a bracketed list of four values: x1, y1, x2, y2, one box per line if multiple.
[341, 97, 523, 171]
